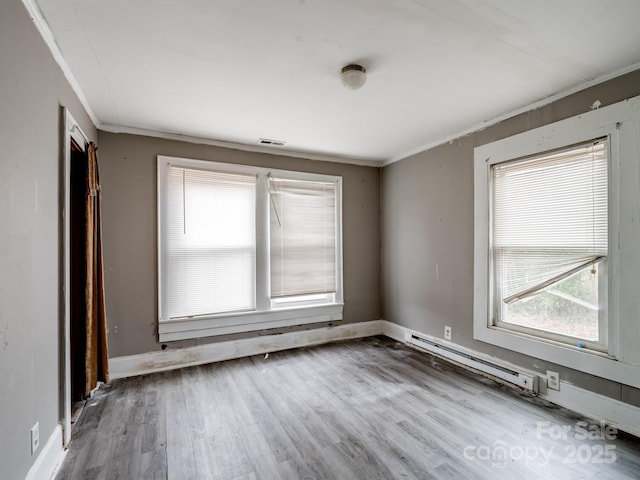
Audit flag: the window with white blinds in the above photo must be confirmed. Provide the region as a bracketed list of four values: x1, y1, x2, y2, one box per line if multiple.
[157, 156, 343, 340]
[269, 177, 337, 298]
[473, 96, 640, 380]
[490, 139, 608, 344]
[163, 166, 256, 319]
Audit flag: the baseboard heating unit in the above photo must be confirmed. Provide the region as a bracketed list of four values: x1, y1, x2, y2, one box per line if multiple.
[405, 333, 539, 393]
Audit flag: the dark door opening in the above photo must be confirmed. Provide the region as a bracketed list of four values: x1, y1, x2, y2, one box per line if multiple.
[70, 138, 88, 402]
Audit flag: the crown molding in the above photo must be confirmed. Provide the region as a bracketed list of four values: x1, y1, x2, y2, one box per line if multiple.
[21, 0, 100, 128]
[99, 123, 382, 168]
[23, 0, 640, 169]
[384, 61, 640, 167]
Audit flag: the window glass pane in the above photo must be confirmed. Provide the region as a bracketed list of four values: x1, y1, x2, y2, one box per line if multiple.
[505, 263, 600, 341]
[166, 167, 256, 318]
[491, 140, 607, 343]
[269, 177, 337, 298]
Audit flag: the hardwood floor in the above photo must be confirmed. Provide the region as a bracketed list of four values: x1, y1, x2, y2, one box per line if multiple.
[56, 337, 640, 480]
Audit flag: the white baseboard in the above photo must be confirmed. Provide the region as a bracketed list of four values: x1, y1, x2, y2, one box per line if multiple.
[382, 320, 537, 381]
[381, 320, 640, 439]
[542, 381, 640, 439]
[24, 424, 67, 480]
[110, 320, 383, 379]
[380, 319, 407, 343]
[382, 320, 540, 392]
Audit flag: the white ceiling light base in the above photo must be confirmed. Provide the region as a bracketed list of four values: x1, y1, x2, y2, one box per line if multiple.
[341, 64, 367, 90]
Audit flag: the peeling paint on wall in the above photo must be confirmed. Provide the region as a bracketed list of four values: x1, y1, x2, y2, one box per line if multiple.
[1, 325, 8, 351]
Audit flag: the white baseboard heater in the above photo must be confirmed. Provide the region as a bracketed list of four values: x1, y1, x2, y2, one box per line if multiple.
[405, 333, 539, 393]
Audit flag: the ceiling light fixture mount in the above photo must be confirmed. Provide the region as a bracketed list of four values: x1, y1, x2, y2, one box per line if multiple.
[341, 64, 367, 90]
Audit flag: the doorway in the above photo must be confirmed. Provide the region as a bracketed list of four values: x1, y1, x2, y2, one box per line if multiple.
[70, 139, 88, 403]
[62, 109, 91, 446]
[61, 108, 110, 446]
[63, 112, 90, 444]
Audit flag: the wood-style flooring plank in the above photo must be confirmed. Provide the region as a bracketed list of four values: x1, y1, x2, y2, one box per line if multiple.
[56, 336, 640, 480]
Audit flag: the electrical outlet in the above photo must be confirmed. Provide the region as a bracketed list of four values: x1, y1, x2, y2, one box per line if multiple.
[444, 326, 452, 341]
[547, 371, 560, 391]
[31, 422, 39, 455]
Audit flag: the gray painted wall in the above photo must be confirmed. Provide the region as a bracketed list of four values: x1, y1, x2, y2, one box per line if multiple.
[3, 1, 639, 477]
[0, 1, 97, 479]
[97, 132, 381, 358]
[381, 69, 640, 407]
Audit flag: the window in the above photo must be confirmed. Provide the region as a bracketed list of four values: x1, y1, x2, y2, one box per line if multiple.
[491, 140, 608, 350]
[158, 156, 343, 341]
[269, 177, 337, 305]
[474, 95, 640, 387]
[165, 168, 257, 318]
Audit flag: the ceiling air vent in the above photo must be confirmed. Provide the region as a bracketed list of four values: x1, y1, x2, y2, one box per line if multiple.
[258, 138, 286, 146]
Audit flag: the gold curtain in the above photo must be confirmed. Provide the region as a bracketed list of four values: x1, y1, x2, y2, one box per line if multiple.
[84, 143, 109, 396]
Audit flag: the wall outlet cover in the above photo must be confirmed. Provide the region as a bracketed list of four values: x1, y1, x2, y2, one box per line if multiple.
[444, 326, 452, 341]
[547, 370, 560, 391]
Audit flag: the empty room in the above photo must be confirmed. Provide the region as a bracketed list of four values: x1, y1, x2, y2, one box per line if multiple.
[3, 0, 640, 479]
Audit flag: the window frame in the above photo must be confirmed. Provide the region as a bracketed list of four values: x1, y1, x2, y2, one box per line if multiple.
[489, 139, 609, 352]
[157, 155, 343, 342]
[474, 97, 640, 387]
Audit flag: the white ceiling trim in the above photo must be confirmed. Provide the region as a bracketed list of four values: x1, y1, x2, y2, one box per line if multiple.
[23, 0, 378, 169]
[384, 60, 640, 167]
[21, 0, 100, 128]
[100, 124, 381, 168]
[23, 0, 640, 169]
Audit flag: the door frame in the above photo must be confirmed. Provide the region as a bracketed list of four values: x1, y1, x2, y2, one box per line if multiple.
[61, 107, 88, 447]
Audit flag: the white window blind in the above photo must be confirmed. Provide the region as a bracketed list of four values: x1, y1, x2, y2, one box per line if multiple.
[269, 177, 337, 298]
[165, 166, 256, 318]
[492, 140, 608, 306]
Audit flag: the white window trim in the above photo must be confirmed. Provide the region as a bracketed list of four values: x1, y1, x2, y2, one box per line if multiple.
[490, 139, 609, 352]
[157, 155, 344, 342]
[474, 96, 640, 388]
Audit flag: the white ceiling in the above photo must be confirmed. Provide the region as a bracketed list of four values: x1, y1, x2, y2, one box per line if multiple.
[35, 0, 640, 164]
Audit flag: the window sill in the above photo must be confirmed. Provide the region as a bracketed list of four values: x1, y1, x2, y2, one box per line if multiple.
[473, 323, 640, 390]
[158, 303, 343, 342]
